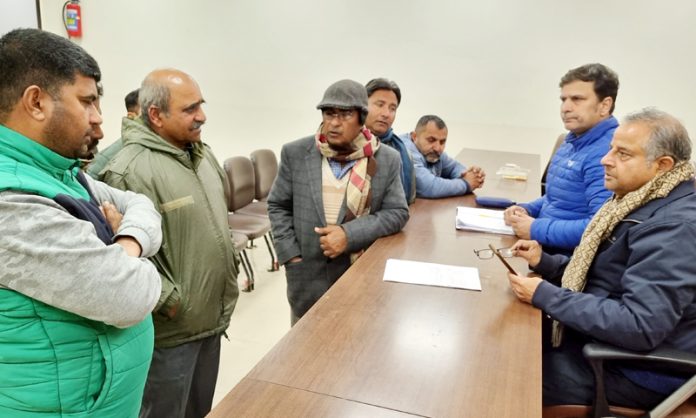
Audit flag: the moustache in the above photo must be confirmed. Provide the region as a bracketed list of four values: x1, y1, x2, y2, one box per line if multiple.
[191, 121, 205, 130]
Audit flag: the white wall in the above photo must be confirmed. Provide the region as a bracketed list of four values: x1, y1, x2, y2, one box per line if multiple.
[0, 0, 39, 33]
[29, 0, 696, 170]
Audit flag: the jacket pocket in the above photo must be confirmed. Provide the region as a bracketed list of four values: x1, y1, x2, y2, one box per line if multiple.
[86, 333, 113, 412]
[159, 195, 195, 213]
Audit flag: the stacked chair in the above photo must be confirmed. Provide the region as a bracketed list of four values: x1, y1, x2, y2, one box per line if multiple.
[223, 152, 279, 291]
[235, 149, 278, 218]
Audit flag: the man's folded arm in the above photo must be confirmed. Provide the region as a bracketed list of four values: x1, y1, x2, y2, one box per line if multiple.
[0, 194, 161, 328]
[413, 162, 469, 198]
[85, 174, 162, 257]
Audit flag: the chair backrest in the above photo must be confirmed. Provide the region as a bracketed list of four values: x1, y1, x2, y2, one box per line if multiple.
[223, 156, 256, 211]
[541, 133, 567, 195]
[250, 149, 278, 201]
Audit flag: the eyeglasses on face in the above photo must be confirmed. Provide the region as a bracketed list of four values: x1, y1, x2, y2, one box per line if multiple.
[473, 247, 514, 259]
[322, 109, 356, 121]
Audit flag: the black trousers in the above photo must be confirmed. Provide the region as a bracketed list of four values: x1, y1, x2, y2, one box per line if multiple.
[542, 326, 665, 409]
[139, 334, 222, 418]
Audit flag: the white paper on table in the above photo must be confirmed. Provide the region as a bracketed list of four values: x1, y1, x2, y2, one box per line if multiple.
[455, 206, 515, 235]
[383, 258, 481, 291]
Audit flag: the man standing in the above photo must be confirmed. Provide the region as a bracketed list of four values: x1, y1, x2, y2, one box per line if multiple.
[505, 63, 618, 252]
[101, 69, 240, 418]
[0, 29, 162, 417]
[507, 109, 696, 409]
[402, 115, 485, 198]
[87, 88, 140, 178]
[268, 79, 409, 324]
[365, 78, 416, 203]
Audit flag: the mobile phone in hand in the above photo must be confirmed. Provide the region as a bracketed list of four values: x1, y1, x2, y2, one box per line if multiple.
[488, 243, 518, 275]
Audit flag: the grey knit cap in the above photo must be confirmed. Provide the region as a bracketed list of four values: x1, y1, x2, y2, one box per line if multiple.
[316, 79, 368, 114]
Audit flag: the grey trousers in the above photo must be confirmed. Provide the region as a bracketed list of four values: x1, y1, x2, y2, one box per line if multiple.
[140, 334, 222, 418]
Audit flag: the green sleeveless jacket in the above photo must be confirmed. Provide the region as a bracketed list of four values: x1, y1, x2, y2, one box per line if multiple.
[0, 125, 155, 417]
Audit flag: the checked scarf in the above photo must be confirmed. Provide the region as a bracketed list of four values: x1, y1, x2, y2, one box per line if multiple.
[315, 125, 380, 263]
[552, 161, 695, 347]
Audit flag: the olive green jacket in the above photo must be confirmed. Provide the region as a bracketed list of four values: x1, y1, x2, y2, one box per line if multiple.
[102, 117, 239, 348]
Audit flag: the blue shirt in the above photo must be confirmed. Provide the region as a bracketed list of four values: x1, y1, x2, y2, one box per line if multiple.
[401, 133, 470, 198]
[327, 158, 357, 179]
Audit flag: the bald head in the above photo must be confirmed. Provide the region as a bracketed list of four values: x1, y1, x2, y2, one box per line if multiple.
[140, 69, 197, 124]
[139, 68, 206, 148]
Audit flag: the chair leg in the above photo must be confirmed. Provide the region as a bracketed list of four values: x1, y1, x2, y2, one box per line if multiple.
[263, 233, 279, 272]
[242, 249, 254, 281]
[586, 356, 611, 418]
[239, 249, 255, 292]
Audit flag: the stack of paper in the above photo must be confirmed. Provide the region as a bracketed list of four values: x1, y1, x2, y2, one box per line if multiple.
[383, 259, 481, 291]
[455, 206, 515, 235]
[496, 163, 529, 181]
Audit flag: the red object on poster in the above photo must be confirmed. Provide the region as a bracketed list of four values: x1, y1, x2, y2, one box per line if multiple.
[64, 2, 82, 38]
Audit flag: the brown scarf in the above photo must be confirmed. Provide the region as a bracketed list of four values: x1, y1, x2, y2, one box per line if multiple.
[315, 126, 380, 262]
[552, 161, 695, 347]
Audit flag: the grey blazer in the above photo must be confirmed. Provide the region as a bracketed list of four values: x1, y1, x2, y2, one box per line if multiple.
[267, 135, 409, 318]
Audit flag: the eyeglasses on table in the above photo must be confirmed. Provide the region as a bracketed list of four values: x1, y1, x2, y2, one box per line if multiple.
[473, 247, 514, 259]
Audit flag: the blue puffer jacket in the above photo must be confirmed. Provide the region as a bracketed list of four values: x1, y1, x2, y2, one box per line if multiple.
[521, 117, 617, 250]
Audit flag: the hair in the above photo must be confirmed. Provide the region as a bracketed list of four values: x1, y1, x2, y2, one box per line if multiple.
[0, 28, 101, 122]
[365, 78, 402, 105]
[559, 63, 619, 113]
[415, 114, 447, 131]
[623, 108, 692, 163]
[358, 110, 367, 125]
[139, 76, 171, 128]
[124, 89, 140, 112]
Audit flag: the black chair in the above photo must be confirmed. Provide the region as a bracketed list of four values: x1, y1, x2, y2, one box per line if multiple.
[543, 343, 696, 418]
[541, 133, 567, 195]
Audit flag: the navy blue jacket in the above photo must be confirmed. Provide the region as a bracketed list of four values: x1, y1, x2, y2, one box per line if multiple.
[532, 180, 696, 393]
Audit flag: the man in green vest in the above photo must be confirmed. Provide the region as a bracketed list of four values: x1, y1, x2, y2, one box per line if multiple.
[0, 28, 163, 417]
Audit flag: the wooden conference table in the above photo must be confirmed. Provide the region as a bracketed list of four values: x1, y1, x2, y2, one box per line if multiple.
[209, 148, 542, 417]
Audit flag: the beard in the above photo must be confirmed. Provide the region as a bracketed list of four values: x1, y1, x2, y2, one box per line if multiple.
[424, 152, 441, 164]
[43, 103, 91, 160]
[80, 138, 99, 161]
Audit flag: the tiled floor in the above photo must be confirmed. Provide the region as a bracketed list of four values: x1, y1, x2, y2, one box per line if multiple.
[212, 242, 290, 406]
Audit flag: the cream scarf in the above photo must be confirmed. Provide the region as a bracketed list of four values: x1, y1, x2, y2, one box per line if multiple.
[552, 161, 695, 347]
[315, 126, 380, 263]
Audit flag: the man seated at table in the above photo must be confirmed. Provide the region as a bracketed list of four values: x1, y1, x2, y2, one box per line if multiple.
[504, 63, 618, 253]
[401, 114, 485, 198]
[506, 108, 696, 410]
